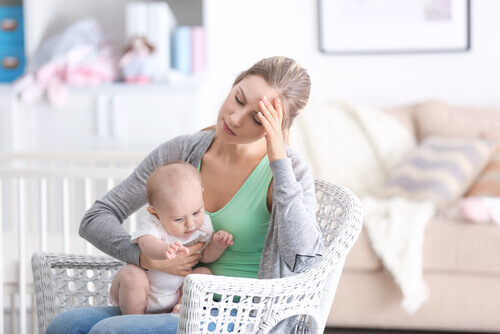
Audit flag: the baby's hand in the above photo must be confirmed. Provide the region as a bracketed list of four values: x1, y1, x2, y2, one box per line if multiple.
[212, 230, 233, 249]
[165, 241, 189, 259]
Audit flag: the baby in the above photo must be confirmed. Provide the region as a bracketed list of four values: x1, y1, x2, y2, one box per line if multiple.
[110, 161, 233, 314]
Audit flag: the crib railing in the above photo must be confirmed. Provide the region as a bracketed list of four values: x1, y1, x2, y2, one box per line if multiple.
[0, 152, 146, 334]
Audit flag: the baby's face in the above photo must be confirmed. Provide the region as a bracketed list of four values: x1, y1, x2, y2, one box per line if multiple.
[155, 181, 205, 238]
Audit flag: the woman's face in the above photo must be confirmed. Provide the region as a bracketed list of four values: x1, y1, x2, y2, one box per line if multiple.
[216, 75, 280, 145]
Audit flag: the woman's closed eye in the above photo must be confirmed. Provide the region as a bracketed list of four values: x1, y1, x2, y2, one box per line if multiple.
[235, 95, 262, 125]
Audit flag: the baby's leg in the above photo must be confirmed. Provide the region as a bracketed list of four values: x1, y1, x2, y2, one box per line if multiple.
[110, 264, 150, 315]
[172, 267, 212, 313]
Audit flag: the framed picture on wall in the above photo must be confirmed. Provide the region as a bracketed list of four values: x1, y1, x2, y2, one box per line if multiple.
[318, 0, 470, 54]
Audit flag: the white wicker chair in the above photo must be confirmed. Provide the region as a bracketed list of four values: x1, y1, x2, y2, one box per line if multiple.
[32, 178, 362, 333]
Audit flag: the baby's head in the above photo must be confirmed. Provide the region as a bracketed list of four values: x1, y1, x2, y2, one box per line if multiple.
[146, 161, 204, 238]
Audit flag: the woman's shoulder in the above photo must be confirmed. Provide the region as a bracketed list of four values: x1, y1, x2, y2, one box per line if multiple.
[154, 130, 215, 157]
[159, 129, 215, 148]
[138, 130, 215, 170]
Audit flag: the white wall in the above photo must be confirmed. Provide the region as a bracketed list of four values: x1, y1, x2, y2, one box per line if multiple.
[5, 1, 499, 148]
[204, 0, 500, 117]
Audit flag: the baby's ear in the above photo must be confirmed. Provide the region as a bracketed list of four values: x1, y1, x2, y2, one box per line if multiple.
[147, 206, 158, 217]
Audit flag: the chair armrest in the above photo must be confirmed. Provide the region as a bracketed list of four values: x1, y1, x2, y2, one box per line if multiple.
[32, 252, 125, 269]
[178, 180, 363, 334]
[32, 252, 124, 334]
[178, 271, 324, 333]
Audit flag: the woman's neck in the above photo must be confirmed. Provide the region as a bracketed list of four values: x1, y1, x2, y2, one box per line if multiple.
[208, 135, 267, 164]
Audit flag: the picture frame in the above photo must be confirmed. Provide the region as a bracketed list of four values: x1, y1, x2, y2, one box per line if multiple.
[318, 0, 471, 55]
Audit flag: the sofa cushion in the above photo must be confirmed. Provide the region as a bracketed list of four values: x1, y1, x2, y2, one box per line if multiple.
[383, 103, 417, 137]
[345, 217, 500, 275]
[423, 216, 500, 275]
[413, 100, 500, 141]
[380, 136, 495, 209]
[329, 270, 500, 332]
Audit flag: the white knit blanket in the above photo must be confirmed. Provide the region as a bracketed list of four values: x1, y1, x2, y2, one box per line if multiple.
[291, 100, 434, 313]
[362, 196, 435, 313]
[344, 102, 436, 313]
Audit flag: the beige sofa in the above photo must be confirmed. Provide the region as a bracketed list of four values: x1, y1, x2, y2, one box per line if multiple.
[292, 100, 500, 332]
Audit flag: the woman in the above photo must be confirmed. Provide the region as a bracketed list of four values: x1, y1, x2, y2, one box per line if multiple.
[46, 56, 324, 333]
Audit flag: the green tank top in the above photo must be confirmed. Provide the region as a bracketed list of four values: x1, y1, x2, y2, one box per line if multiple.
[199, 155, 272, 278]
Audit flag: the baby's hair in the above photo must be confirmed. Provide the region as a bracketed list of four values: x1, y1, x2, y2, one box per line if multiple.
[146, 161, 202, 209]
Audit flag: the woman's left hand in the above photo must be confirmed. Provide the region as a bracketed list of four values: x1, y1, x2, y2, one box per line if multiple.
[258, 96, 287, 162]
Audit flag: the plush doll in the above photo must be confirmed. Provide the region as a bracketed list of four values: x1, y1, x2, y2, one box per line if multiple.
[119, 36, 156, 84]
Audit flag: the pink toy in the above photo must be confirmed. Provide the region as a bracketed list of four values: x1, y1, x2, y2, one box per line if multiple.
[14, 19, 116, 107]
[458, 196, 500, 226]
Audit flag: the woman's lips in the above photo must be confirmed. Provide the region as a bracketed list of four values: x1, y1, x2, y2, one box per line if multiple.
[223, 120, 236, 136]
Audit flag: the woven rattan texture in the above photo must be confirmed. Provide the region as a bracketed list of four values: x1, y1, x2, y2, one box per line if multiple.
[32, 253, 124, 333]
[32, 178, 362, 334]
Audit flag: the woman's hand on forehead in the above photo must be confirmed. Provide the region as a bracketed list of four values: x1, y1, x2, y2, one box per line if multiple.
[258, 96, 287, 161]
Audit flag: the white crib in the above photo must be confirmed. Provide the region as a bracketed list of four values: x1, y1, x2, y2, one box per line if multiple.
[0, 152, 147, 334]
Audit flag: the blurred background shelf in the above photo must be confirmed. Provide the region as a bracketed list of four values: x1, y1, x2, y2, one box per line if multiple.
[0, 0, 211, 153]
[22, 0, 203, 69]
[0, 80, 202, 94]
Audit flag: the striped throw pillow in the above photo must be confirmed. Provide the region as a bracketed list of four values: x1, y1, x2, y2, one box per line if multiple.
[381, 136, 495, 208]
[466, 147, 500, 197]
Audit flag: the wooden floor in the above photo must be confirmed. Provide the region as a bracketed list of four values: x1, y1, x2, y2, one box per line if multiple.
[324, 328, 493, 334]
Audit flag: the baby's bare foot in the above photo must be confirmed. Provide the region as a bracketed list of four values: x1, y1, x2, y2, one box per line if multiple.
[172, 303, 181, 313]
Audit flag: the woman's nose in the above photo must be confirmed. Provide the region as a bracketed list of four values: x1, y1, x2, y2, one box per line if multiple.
[229, 111, 244, 127]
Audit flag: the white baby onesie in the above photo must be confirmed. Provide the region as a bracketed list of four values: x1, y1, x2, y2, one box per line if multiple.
[130, 213, 213, 313]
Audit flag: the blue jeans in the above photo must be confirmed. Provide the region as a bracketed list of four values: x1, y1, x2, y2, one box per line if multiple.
[45, 306, 179, 334]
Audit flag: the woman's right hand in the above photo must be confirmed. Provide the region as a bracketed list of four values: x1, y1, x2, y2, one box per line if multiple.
[139, 242, 205, 276]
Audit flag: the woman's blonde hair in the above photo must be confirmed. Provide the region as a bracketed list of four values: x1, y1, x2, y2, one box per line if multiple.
[202, 56, 311, 139]
[233, 56, 311, 135]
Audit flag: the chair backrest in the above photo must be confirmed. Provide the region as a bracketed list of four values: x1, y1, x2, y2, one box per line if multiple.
[310, 178, 363, 332]
[177, 178, 363, 334]
[261, 178, 363, 332]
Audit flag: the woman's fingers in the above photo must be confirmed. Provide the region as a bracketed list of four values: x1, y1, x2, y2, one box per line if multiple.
[258, 111, 273, 134]
[141, 251, 202, 275]
[258, 96, 287, 161]
[169, 253, 201, 276]
[185, 252, 202, 263]
[259, 97, 280, 132]
[274, 98, 283, 123]
[188, 242, 205, 254]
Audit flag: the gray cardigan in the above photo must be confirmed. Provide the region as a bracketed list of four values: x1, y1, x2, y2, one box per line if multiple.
[79, 130, 324, 330]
